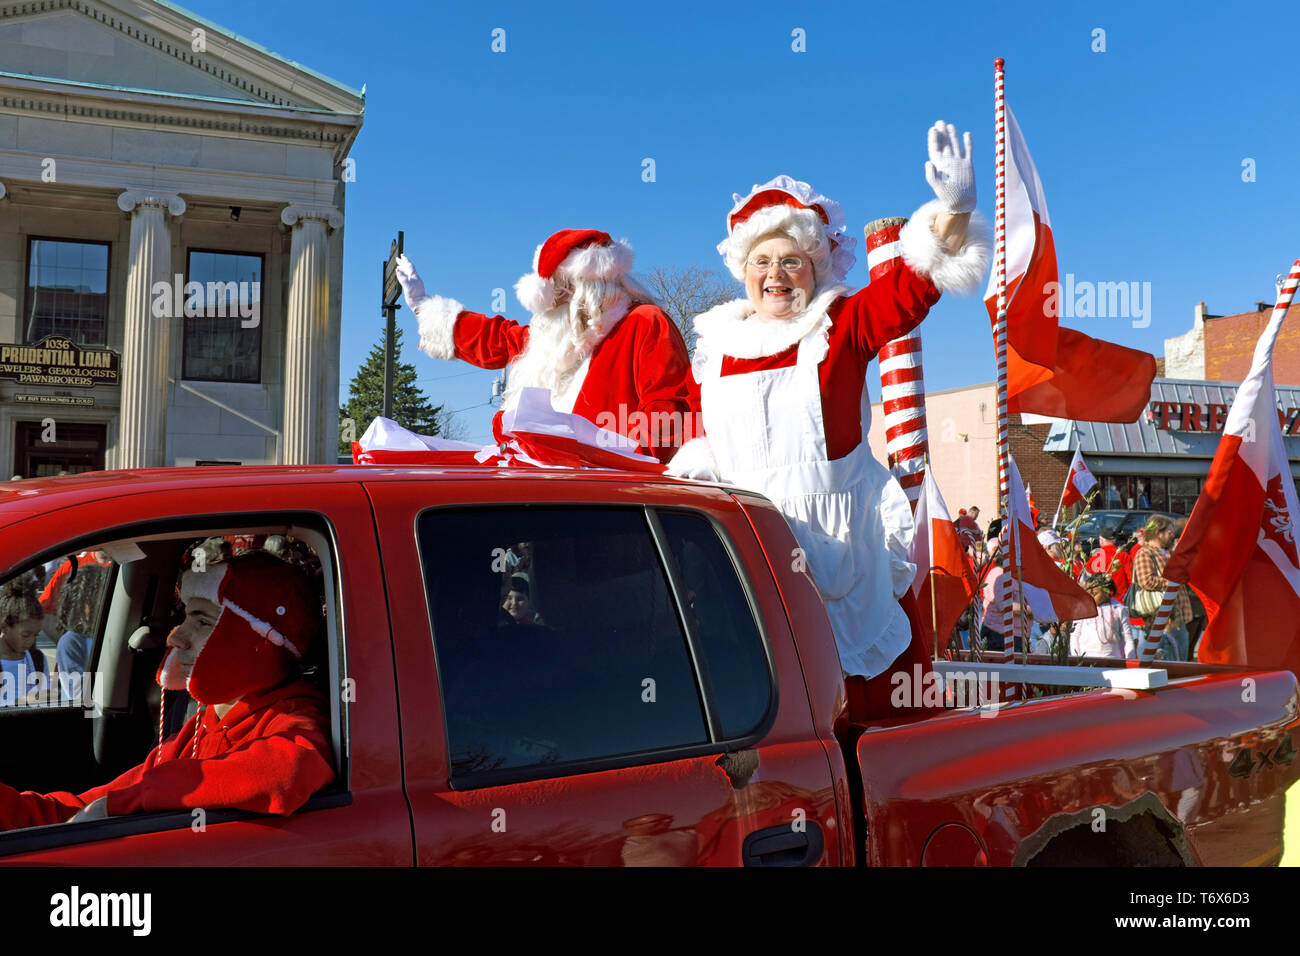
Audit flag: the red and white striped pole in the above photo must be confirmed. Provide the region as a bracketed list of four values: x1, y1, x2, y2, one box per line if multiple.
[1136, 583, 1181, 662]
[1142, 258, 1300, 662]
[991, 57, 1017, 656]
[867, 217, 929, 511]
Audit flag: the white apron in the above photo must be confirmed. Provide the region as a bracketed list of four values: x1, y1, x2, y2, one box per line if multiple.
[697, 311, 916, 678]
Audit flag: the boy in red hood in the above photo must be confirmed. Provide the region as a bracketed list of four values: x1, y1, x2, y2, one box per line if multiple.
[0, 551, 334, 830]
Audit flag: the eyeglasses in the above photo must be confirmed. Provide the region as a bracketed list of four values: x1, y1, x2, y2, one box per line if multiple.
[746, 255, 806, 273]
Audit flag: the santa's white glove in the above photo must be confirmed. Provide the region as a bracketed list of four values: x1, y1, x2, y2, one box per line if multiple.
[924, 120, 976, 214]
[394, 253, 430, 313]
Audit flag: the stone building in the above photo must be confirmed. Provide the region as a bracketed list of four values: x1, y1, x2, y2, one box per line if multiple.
[0, 0, 363, 475]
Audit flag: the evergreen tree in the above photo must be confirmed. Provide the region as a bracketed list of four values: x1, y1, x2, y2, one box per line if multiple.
[339, 327, 444, 453]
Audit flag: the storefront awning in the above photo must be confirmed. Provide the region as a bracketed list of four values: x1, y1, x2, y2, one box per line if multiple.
[1042, 377, 1300, 459]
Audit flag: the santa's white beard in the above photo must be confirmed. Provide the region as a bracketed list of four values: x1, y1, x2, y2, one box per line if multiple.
[502, 295, 628, 409]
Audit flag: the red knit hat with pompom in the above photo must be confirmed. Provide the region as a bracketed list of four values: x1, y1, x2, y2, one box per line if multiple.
[159, 552, 322, 705]
[514, 229, 634, 314]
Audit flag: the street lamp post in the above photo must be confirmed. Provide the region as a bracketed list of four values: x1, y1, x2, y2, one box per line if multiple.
[381, 231, 404, 419]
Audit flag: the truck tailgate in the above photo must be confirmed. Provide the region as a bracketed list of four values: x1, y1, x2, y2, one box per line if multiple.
[854, 670, 1299, 866]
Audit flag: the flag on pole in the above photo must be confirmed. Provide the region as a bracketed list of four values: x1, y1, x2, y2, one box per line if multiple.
[1163, 260, 1300, 674]
[909, 471, 978, 654]
[984, 104, 1156, 423]
[1054, 448, 1098, 526]
[998, 453, 1097, 624]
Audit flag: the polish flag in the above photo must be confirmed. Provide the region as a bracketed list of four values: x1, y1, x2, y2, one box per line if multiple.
[997, 453, 1097, 624]
[986, 104, 1156, 423]
[1163, 261, 1300, 675]
[1054, 449, 1098, 525]
[909, 472, 979, 655]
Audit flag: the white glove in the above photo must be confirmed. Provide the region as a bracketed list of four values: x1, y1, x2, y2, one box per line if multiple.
[394, 253, 430, 313]
[924, 120, 976, 214]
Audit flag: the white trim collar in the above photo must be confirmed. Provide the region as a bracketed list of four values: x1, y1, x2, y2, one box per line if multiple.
[693, 284, 850, 360]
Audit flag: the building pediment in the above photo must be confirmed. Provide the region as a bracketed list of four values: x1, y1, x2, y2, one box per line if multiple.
[0, 0, 363, 115]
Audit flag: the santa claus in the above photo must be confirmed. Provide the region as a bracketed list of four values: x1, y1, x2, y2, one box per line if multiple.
[395, 230, 693, 462]
[668, 122, 991, 710]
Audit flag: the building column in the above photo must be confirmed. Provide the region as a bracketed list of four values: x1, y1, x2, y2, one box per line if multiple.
[116, 189, 185, 469]
[281, 204, 343, 464]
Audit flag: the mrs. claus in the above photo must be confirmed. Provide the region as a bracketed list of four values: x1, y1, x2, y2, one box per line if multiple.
[669, 122, 991, 714]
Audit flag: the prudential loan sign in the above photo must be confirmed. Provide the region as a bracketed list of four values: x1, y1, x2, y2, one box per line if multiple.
[0, 336, 120, 388]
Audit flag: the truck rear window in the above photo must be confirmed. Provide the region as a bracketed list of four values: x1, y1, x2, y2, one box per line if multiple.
[418, 507, 710, 783]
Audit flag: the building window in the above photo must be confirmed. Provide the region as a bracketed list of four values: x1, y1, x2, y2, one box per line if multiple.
[1167, 476, 1201, 515]
[182, 250, 263, 383]
[23, 239, 110, 346]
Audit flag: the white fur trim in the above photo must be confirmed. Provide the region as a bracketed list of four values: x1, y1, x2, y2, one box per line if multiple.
[718, 175, 857, 285]
[556, 239, 633, 282]
[666, 436, 719, 481]
[514, 273, 555, 314]
[517, 239, 634, 313]
[897, 199, 992, 296]
[414, 295, 464, 361]
[692, 285, 850, 361]
[179, 563, 227, 606]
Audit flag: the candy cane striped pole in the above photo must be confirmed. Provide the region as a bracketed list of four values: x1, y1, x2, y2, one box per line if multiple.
[867, 217, 929, 510]
[1142, 258, 1300, 662]
[992, 57, 1016, 655]
[1136, 583, 1181, 662]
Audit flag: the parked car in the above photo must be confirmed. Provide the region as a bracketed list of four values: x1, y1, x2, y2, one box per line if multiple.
[1071, 509, 1182, 553]
[0, 467, 1294, 866]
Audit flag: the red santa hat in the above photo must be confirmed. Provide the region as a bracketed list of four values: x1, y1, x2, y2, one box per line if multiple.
[717, 175, 857, 285]
[160, 552, 322, 705]
[514, 228, 635, 314]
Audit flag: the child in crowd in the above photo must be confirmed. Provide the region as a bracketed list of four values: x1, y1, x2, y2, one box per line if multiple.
[0, 579, 49, 706]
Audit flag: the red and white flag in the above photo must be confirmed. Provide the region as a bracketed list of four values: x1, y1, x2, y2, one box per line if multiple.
[908, 471, 979, 654]
[1163, 261, 1300, 675]
[986, 104, 1155, 423]
[1054, 448, 1098, 525]
[997, 453, 1097, 624]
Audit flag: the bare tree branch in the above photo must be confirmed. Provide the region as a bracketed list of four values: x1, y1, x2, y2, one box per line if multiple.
[639, 264, 740, 358]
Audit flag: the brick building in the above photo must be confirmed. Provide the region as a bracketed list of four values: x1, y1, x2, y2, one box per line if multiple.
[1165, 300, 1300, 385]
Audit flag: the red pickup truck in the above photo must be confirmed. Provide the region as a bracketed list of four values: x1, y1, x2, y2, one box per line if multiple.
[0, 465, 1294, 866]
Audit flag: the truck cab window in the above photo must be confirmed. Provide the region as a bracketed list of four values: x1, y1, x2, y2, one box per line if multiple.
[654, 511, 772, 738]
[418, 507, 709, 784]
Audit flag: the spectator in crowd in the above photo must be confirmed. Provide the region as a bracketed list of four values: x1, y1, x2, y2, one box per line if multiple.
[0, 551, 334, 829]
[1131, 516, 1192, 660]
[956, 507, 981, 550]
[1070, 574, 1141, 659]
[39, 551, 113, 618]
[54, 563, 112, 703]
[0, 580, 48, 707]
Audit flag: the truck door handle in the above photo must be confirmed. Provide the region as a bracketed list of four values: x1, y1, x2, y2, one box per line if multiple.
[742, 823, 825, 866]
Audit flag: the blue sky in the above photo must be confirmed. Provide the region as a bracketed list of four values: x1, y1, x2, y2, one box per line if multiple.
[191, 0, 1298, 445]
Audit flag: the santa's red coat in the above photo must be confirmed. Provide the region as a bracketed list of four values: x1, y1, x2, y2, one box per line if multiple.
[0, 679, 334, 830]
[448, 304, 693, 463]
